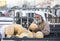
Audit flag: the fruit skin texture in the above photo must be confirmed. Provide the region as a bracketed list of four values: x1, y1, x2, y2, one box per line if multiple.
[5, 24, 44, 38]
[4, 24, 29, 38]
[27, 31, 34, 38]
[16, 31, 34, 38]
[13, 24, 28, 35]
[4, 25, 14, 38]
[17, 27, 28, 35]
[19, 32, 29, 38]
[29, 23, 38, 32]
[34, 31, 44, 38]
[13, 24, 21, 33]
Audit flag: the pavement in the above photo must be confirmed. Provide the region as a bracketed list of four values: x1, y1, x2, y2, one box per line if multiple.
[1, 40, 60, 41]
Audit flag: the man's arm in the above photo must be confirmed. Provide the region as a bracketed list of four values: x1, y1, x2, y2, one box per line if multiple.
[41, 22, 50, 36]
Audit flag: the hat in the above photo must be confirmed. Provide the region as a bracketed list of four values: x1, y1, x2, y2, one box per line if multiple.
[35, 10, 56, 22]
[35, 10, 47, 22]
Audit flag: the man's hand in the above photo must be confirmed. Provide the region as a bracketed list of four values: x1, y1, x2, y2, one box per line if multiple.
[34, 20, 42, 25]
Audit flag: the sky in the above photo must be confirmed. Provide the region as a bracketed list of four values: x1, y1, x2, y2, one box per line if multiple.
[0, 0, 60, 8]
[6, 0, 45, 8]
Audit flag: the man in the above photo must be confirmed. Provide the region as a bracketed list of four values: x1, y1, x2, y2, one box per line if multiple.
[31, 12, 50, 36]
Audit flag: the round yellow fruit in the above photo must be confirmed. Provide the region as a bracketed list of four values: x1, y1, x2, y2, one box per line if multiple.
[13, 24, 23, 33]
[13, 24, 28, 35]
[17, 27, 28, 35]
[29, 23, 38, 31]
[27, 31, 34, 38]
[6, 35, 12, 38]
[16, 34, 20, 38]
[35, 31, 44, 38]
[19, 33, 29, 38]
[4, 25, 14, 37]
[32, 32, 36, 38]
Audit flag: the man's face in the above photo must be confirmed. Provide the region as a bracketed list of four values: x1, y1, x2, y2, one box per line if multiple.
[35, 14, 41, 21]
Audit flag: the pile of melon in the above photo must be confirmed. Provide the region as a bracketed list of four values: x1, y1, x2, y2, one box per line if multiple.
[4, 23, 44, 38]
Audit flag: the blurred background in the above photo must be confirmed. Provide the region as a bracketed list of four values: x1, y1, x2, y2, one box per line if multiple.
[0, 0, 60, 41]
[0, 0, 60, 23]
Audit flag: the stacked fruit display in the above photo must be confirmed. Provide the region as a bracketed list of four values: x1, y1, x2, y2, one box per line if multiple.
[5, 23, 44, 38]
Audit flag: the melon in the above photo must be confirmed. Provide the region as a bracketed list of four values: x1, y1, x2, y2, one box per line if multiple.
[29, 23, 38, 31]
[19, 33, 29, 38]
[35, 31, 44, 38]
[17, 27, 28, 35]
[4, 25, 14, 38]
[27, 31, 34, 38]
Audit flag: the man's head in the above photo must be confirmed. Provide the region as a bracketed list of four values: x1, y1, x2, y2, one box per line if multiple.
[35, 14, 41, 21]
[34, 13, 44, 22]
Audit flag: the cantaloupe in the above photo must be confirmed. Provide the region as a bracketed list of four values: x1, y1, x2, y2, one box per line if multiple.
[19, 33, 29, 38]
[5, 24, 36, 38]
[16, 34, 20, 38]
[29, 23, 38, 32]
[32, 32, 36, 38]
[4, 25, 14, 38]
[27, 31, 34, 38]
[13, 24, 23, 33]
[13, 24, 28, 35]
[6, 35, 12, 38]
[34, 31, 44, 38]
[17, 27, 28, 35]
